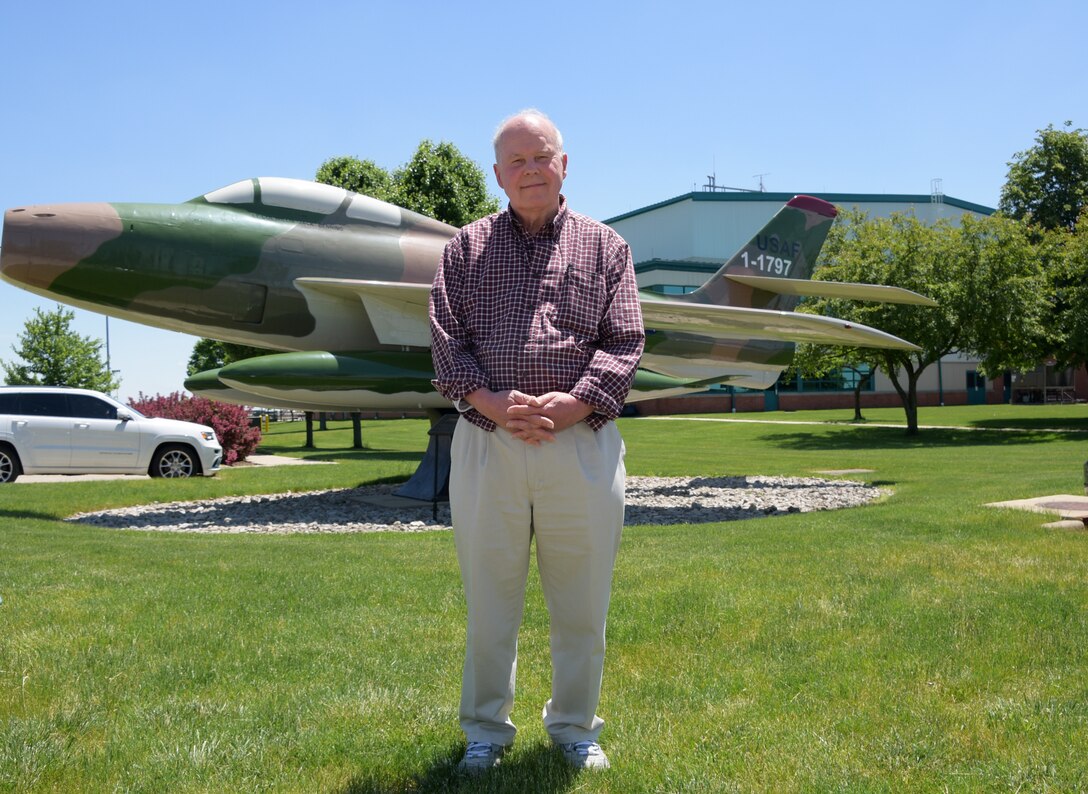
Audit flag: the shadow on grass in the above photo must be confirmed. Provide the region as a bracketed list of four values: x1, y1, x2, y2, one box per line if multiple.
[766, 426, 1078, 451]
[299, 451, 425, 464]
[967, 417, 1088, 432]
[255, 446, 424, 464]
[0, 508, 59, 521]
[341, 742, 580, 793]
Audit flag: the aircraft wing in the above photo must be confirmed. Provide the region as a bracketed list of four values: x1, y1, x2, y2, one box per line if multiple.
[294, 277, 432, 348]
[640, 299, 921, 350]
[724, 273, 938, 306]
[1, 179, 934, 413]
[293, 276, 922, 352]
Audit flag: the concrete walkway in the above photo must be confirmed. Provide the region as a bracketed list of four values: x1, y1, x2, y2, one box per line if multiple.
[986, 494, 1088, 530]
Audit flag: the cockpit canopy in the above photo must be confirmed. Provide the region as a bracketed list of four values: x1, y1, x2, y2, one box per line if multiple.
[201, 177, 402, 226]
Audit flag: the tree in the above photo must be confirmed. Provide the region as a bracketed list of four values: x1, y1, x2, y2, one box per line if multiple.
[787, 346, 877, 422]
[3, 306, 119, 392]
[315, 139, 499, 227]
[315, 156, 394, 203]
[390, 139, 500, 227]
[187, 338, 274, 375]
[999, 122, 1088, 232]
[801, 210, 1046, 434]
[1045, 217, 1088, 368]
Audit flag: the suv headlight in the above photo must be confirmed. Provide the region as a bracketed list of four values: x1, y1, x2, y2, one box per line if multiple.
[201, 431, 217, 442]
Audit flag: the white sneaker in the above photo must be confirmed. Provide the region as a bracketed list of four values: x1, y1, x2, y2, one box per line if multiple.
[457, 741, 505, 774]
[557, 740, 610, 770]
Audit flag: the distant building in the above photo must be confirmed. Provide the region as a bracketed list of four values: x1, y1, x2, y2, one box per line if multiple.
[605, 190, 1082, 412]
[607, 190, 993, 293]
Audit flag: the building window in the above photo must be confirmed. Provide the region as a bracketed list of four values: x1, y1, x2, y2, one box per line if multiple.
[778, 364, 876, 392]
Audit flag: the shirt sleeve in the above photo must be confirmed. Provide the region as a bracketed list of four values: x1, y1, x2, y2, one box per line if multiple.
[429, 233, 490, 405]
[568, 237, 645, 422]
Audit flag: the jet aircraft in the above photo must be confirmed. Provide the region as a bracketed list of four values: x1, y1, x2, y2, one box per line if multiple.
[0, 177, 934, 418]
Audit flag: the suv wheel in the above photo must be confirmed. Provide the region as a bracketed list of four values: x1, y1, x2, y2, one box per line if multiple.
[0, 445, 20, 484]
[150, 444, 200, 478]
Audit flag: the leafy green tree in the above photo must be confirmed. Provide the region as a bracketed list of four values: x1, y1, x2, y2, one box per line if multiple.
[187, 338, 274, 376]
[1046, 218, 1088, 368]
[999, 122, 1088, 232]
[801, 210, 1046, 433]
[390, 139, 500, 227]
[315, 156, 394, 202]
[3, 306, 120, 392]
[315, 140, 499, 227]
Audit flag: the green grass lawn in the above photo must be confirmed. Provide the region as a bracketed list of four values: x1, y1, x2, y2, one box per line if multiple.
[2, 406, 1087, 792]
[676, 401, 1088, 432]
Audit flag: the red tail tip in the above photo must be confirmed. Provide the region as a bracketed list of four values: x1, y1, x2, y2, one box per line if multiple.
[787, 195, 837, 218]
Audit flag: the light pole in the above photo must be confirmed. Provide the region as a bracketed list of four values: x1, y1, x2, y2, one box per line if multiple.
[105, 316, 121, 393]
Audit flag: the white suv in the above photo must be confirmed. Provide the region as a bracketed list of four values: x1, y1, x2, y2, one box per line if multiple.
[0, 386, 222, 483]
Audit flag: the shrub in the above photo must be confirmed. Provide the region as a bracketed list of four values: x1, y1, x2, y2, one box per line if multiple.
[128, 392, 261, 466]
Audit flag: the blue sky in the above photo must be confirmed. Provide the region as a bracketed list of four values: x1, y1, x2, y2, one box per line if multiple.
[1, 0, 1083, 401]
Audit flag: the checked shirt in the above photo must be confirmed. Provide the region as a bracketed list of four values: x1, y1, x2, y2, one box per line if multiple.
[429, 198, 645, 432]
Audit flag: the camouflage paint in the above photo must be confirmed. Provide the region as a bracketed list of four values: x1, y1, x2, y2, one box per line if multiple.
[688, 194, 837, 310]
[2, 181, 931, 413]
[1, 178, 456, 352]
[184, 350, 732, 412]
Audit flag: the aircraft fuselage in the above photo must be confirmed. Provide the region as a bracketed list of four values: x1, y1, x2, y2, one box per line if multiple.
[1, 178, 455, 353]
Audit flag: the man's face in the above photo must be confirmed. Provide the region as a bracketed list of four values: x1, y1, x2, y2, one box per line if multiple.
[493, 119, 567, 222]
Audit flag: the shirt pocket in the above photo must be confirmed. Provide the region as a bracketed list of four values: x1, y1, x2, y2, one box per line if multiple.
[555, 265, 605, 342]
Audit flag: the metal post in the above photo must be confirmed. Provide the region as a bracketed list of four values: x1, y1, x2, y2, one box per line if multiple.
[938, 357, 944, 406]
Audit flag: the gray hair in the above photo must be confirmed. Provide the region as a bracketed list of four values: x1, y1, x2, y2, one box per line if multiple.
[492, 108, 564, 159]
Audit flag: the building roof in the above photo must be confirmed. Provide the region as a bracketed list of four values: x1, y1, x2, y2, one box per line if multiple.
[634, 258, 721, 276]
[605, 191, 996, 225]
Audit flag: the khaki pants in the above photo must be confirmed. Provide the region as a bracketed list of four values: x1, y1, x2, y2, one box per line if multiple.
[450, 418, 625, 746]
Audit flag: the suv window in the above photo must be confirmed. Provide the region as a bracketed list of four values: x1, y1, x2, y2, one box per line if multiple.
[66, 394, 119, 420]
[0, 394, 21, 414]
[19, 393, 70, 417]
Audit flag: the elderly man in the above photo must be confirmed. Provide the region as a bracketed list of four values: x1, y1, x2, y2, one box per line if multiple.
[429, 109, 644, 773]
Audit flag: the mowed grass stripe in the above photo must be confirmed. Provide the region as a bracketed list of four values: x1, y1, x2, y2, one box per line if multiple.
[2, 407, 1087, 791]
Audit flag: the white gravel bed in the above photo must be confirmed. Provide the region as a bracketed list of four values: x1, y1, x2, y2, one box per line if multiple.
[65, 476, 886, 535]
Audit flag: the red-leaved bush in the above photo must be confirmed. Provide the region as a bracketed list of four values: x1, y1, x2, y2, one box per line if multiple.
[128, 392, 261, 466]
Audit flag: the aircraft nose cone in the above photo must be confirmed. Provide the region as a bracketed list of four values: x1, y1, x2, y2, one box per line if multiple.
[1, 203, 122, 290]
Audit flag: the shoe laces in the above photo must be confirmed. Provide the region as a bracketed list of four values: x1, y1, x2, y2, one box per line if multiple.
[567, 740, 602, 757]
[464, 741, 497, 759]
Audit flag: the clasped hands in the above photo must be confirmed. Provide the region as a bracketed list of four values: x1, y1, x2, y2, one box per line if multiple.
[465, 388, 593, 445]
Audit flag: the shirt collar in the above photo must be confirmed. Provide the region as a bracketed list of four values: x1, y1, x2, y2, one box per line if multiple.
[506, 195, 569, 240]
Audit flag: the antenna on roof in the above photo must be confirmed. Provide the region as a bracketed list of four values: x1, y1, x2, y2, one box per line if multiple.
[753, 173, 770, 192]
[701, 172, 756, 193]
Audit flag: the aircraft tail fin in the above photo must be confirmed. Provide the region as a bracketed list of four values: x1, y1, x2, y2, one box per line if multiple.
[686, 195, 837, 310]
